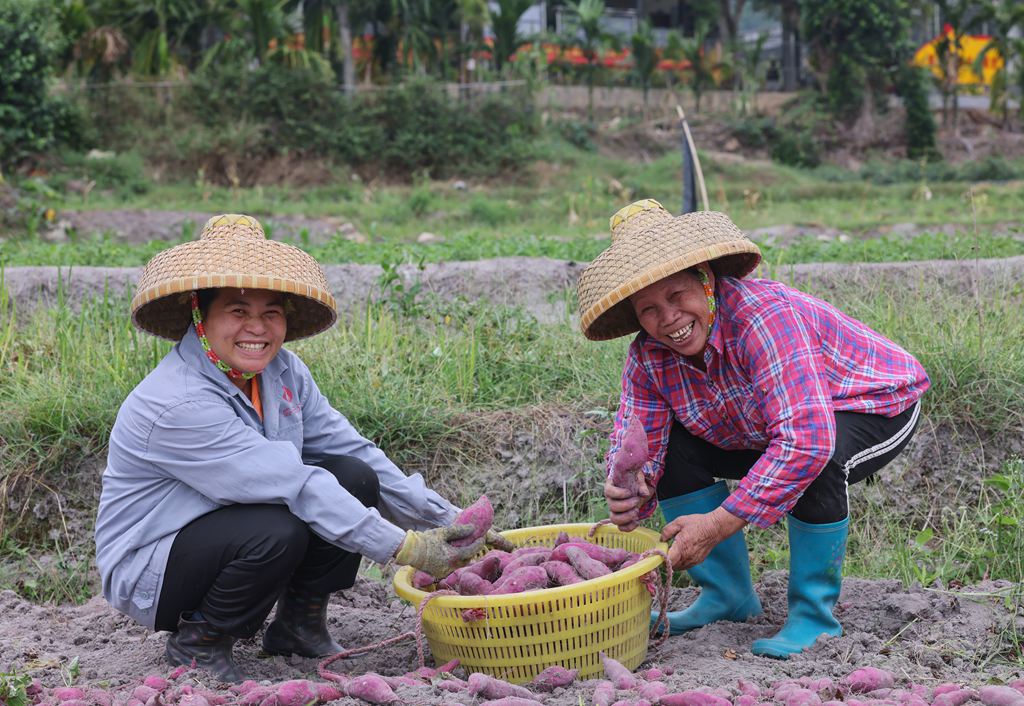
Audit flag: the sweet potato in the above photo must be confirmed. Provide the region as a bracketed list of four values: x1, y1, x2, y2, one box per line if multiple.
[934, 684, 967, 697]
[782, 688, 822, 706]
[345, 674, 398, 704]
[641, 668, 667, 681]
[610, 700, 651, 706]
[980, 687, 1024, 706]
[1011, 681, 1024, 697]
[553, 531, 572, 547]
[274, 680, 323, 706]
[609, 414, 649, 494]
[502, 552, 554, 576]
[451, 495, 494, 547]
[843, 667, 895, 693]
[932, 689, 975, 706]
[737, 679, 761, 697]
[638, 681, 668, 701]
[423, 658, 461, 678]
[53, 689, 86, 701]
[659, 692, 732, 706]
[479, 698, 546, 706]
[490, 565, 549, 594]
[550, 542, 633, 568]
[435, 680, 467, 693]
[412, 570, 437, 589]
[735, 696, 758, 706]
[464, 554, 505, 582]
[461, 607, 489, 622]
[457, 572, 493, 595]
[467, 673, 536, 700]
[600, 652, 638, 690]
[542, 561, 584, 586]
[592, 680, 617, 706]
[566, 546, 613, 580]
[529, 665, 579, 692]
[143, 677, 170, 692]
[512, 546, 552, 557]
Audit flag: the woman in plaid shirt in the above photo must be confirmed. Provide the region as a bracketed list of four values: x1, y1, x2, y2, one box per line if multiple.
[577, 201, 928, 659]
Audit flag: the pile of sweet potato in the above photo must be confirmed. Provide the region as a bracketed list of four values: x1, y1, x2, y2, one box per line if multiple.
[412, 529, 643, 597]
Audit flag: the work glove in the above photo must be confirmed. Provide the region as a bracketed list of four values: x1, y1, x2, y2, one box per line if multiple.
[484, 528, 514, 553]
[394, 524, 485, 578]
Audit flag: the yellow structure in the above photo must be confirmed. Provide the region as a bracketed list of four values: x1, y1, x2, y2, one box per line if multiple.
[913, 25, 1005, 87]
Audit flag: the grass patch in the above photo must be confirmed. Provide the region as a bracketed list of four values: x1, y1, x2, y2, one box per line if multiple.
[2, 139, 1022, 268]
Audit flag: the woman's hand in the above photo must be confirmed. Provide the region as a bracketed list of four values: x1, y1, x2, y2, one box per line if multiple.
[604, 469, 654, 532]
[394, 525, 484, 577]
[662, 506, 747, 570]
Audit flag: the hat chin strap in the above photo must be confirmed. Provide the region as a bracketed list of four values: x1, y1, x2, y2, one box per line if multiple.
[190, 291, 259, 381]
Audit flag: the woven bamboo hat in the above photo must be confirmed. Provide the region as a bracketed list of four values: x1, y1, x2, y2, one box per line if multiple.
[130, 214, 337, 341]
[577, 200, 761, 341]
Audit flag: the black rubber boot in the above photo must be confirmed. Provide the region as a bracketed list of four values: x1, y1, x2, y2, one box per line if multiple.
[165, 614, 245, 683]
[262, 590, 342, 657]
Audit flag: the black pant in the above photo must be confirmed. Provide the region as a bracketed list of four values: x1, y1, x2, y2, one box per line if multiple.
[154, 455, 380, 636]
[655, 402, 921, 524]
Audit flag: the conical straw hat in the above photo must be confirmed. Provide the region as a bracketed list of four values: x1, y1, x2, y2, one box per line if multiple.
[131, 214, 337, 341]
[577, 200, 761, 341]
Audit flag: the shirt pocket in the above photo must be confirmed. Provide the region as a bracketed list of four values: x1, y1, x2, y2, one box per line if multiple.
[132, 567, 161, 611]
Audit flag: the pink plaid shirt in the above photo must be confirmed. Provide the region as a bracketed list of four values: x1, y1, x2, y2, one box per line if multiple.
[609, 276, 929, 528]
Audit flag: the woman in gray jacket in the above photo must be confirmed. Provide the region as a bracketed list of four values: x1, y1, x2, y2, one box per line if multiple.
[95, 214, 508, 682]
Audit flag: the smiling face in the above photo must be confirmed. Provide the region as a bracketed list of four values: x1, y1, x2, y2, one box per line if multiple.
[202, 288, 287, 382]
[630, 267, 715, 362]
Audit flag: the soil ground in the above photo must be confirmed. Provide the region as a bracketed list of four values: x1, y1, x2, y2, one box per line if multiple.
[1, 572, 1020, 703]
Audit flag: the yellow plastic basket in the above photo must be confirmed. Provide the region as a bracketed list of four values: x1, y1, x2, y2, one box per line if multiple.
[392, 522, 668, 685]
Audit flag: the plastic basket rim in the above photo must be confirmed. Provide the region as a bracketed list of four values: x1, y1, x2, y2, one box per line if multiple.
[393, 522, 668, 608]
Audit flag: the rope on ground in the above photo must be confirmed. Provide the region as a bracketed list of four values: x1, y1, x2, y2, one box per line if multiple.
[316, 589, 459, 682]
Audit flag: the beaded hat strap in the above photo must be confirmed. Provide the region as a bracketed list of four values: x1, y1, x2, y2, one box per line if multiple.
[190, 291, 257, 381]
[697, 266, 717, 329]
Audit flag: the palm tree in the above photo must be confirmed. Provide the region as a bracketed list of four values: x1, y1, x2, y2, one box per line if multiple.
[972, 0, 1024, 127]
[677, 19, 724, 113]
[630, 19, 657, 118]
[563, 0, 617, 119]
[491, 0, 533, 74]
[932, 0, 983, 132]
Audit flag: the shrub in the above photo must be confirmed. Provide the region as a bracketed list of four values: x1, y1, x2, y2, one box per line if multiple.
[770, 129, 821, 168]
[184, 67, 537, 179]
[896, 65, 938, 161]
[0, 0, 85, 170]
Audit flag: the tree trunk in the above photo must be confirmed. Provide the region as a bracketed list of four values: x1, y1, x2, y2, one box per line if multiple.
[781, 0, 797, 91]
[716, 0, 746, 82]
[336, 0, 355, 94]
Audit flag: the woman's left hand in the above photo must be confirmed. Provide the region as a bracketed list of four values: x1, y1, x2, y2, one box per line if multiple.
[661, 507, 747, 570]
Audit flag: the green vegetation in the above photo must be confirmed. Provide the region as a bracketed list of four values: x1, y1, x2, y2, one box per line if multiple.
[2, 144, 1022, 268]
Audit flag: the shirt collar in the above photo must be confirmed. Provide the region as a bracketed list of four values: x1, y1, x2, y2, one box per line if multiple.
[176, 323, 288, 394]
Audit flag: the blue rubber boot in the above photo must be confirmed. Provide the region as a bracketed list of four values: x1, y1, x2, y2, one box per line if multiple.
[651, 481, 762, 636]
[752, 515, 848, 659]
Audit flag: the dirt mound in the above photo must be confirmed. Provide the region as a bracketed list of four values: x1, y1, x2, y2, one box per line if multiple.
[0, 573, 1019, 702]
[5, 255, 1024, 325]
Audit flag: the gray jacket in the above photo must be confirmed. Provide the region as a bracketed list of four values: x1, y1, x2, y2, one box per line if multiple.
[95, 326, 458, 629]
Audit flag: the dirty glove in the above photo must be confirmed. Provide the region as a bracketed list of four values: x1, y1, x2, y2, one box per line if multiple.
[484, 528, 514, 553]
[394, 525, 485, 578]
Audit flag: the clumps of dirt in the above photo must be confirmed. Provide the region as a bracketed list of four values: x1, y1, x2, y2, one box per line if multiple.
[1, 571, 1020, 704]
